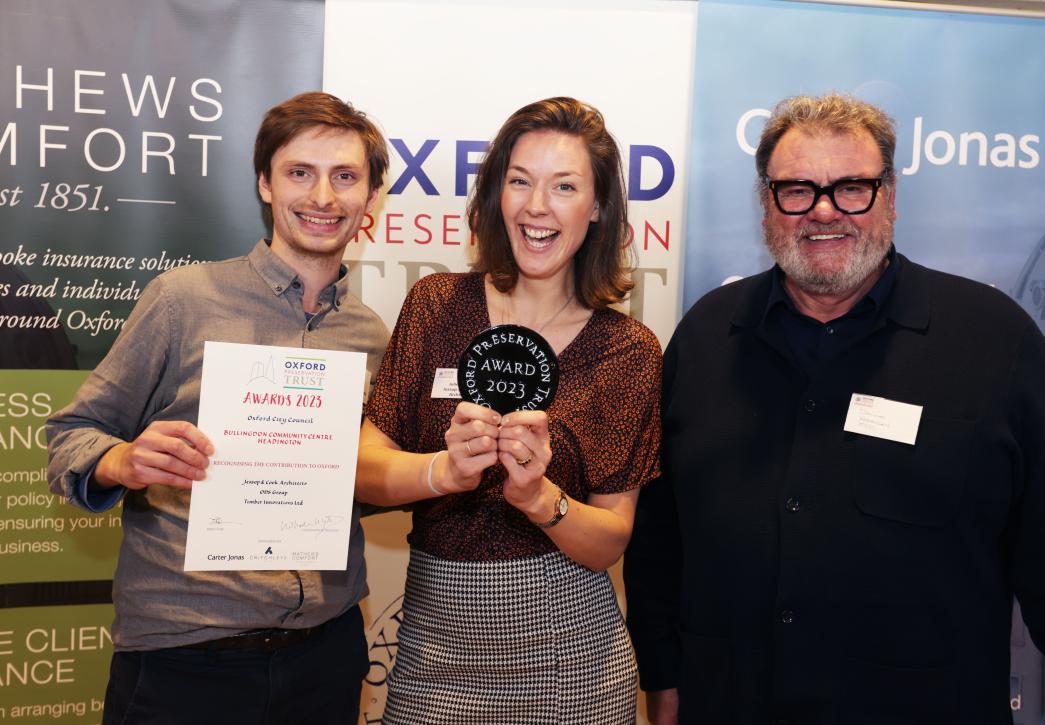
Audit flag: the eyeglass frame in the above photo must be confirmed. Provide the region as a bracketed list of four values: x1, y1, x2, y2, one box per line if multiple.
[763, 175, 886, 216]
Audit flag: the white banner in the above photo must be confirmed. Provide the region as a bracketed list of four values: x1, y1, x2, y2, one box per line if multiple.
[323, 3, 696, 721]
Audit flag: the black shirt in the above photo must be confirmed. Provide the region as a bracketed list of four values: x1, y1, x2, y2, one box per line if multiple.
[764, 246, 898, 376]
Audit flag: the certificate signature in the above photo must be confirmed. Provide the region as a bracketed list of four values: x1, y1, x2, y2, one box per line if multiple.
[280, 514, 347, 537]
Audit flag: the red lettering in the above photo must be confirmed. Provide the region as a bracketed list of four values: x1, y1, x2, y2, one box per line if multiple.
[414, 213, 432, 244]
[355, 213, 376, 243]
[644, 220, 670, 251]
[385, 213, 404, 244]
[443, 214, 462, 246]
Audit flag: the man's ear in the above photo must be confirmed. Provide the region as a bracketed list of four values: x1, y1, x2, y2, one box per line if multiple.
[258, 174, 272, 204]
[365, 187, 379, 215]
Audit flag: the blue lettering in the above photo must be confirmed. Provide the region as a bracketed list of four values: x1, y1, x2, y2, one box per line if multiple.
[455, 140, 488, 196]
[628, 144, 674, 201]
[385, 138, 675, 200]
[389, 138, 440, 195]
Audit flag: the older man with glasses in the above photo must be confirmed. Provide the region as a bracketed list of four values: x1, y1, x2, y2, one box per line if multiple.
[625, 93, 1045, 725]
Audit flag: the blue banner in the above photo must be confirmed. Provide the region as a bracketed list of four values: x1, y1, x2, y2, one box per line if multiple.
[688, 1, 1045, 721]
[687, 0, 1045, 336]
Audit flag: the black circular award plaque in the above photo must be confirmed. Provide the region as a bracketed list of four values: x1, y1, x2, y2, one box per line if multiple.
[457, 325, 559, 414]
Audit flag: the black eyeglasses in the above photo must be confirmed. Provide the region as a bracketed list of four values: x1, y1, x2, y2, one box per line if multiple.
[765, 176, 885, 215]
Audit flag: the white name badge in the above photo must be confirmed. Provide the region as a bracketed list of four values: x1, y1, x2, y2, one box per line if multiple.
[843, 393, 923, 445]
[431, 368, 461, 399]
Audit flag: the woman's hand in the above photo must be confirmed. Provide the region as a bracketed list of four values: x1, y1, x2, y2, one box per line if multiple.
[440, 402, 502, 492]
[497, 410, 554, 514]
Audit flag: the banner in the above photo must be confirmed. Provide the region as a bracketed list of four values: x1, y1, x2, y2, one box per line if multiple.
[0, 605, 113, 724]
[0, 0, 326, 370]
[322, 2, 697, 721]
[688, 1, 1045, 720]
[687, 0, 1045, 319]
[1, 0, 324, 719]
[325, 0, 694, 346]
[0, 371, 119, 584]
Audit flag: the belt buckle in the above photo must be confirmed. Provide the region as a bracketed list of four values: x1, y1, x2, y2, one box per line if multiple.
[234, 627, 297, 651]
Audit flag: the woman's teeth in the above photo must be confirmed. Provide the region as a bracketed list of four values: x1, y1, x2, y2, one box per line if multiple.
[524, 226, 557, 240]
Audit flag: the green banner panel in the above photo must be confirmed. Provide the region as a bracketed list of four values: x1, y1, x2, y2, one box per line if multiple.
[0, 371, 120, 585]
[0, 603, 113, 722]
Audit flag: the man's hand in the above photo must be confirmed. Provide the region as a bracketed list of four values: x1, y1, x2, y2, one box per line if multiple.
[646, 688, 679, 725]
[93, 420, 214, 490]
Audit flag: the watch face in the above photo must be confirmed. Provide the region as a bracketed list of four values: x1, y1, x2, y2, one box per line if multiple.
[557, 495, 568, 516]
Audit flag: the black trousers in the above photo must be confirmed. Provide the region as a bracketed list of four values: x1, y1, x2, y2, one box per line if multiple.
[103, 605, 368, 725]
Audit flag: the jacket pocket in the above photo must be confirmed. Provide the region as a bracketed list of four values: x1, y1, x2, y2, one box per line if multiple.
[849, 416, 974, 526]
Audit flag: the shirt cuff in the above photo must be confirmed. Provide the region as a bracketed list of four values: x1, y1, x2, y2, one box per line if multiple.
[76, 466, 126, 512]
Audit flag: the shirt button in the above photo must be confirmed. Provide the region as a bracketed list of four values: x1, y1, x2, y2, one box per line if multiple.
[274, 284, 283, 293]
[291, 280, 301, 289]
[780, 609, 795, 624]
[826, 326, 835, 335]
[785, 497, 801, 513]
[803, 399, 816, 413]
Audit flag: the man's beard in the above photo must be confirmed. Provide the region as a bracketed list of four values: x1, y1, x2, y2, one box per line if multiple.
[762, 216, 893, 297]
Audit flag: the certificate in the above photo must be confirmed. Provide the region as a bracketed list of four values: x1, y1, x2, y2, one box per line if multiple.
[184, 341, 367, 571]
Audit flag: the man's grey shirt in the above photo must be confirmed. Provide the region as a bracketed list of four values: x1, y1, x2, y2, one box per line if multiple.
[47, 240, 389, 651]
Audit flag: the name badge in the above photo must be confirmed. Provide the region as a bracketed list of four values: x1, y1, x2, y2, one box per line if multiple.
[843, 393, 922, 445]
[431, 368, 461, 399]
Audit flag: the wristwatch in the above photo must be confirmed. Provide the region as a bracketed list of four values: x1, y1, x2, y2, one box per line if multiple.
[536, 486, 569, 529]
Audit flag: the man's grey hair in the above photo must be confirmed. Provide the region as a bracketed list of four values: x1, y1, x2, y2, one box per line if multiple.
[755, 93, 898, 198]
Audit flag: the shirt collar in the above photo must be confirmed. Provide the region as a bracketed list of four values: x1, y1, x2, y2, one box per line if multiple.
[248, 239, 349, 309]
[762, 245, 900, 324]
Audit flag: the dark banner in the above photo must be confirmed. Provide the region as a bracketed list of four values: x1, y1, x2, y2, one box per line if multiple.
[1, 0, 324, 369]
[1, 1, 323, 719]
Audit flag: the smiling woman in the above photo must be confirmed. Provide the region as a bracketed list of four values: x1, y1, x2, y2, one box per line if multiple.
[498, 130, 601, 290]
[356, 97, 662, 724]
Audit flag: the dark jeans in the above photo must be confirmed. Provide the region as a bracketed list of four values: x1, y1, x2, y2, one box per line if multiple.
[103, 605, 368, 725]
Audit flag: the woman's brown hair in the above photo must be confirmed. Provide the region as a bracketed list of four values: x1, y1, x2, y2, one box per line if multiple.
[468, 97, 634, 309]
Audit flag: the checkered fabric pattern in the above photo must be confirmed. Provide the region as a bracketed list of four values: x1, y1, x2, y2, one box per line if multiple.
[382, 549, 637, 724]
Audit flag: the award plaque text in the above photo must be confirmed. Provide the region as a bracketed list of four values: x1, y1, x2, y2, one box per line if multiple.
[457, 325, 559, 414]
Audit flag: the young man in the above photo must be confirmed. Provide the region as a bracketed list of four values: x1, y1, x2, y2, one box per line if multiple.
[47, 92, 390, 724]
[626, 93, 1045, 725]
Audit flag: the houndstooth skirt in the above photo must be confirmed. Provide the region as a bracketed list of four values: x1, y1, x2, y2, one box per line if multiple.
[382, 548, 637, 724]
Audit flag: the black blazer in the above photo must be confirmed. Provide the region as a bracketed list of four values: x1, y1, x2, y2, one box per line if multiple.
[625, 256, 1045, 725]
